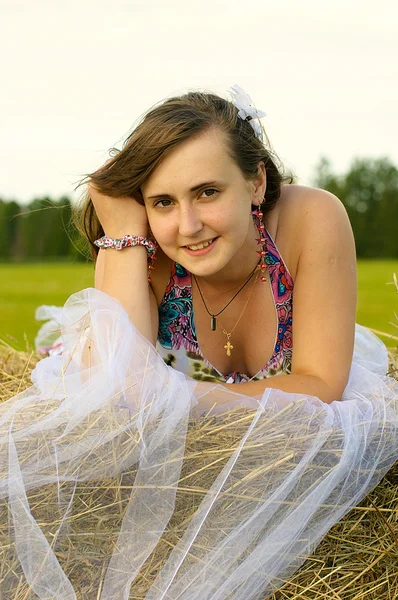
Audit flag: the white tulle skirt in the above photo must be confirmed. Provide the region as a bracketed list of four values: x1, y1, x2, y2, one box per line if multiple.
[1, 288, 397, 599]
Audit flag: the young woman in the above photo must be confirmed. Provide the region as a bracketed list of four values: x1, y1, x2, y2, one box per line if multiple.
[83, 87, 356, 404]
[2, 86, 396, 599]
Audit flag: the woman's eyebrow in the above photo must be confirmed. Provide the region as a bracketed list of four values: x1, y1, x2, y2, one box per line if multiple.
[147, 181, 220, 200]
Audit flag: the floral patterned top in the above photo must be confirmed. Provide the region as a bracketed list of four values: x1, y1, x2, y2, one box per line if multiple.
[156, 229, 294, 384]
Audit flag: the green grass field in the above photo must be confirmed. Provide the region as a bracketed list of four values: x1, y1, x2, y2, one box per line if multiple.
[1, 260, 397, 351]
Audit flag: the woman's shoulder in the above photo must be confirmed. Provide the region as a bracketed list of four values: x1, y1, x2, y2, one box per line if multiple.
[270, 184, 347, 282]
[274, 183, 344, 227]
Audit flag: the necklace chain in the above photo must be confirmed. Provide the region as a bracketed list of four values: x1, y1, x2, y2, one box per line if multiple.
[218, 271, 259, 356]
[191, 207, 268, 355]
[193, 261, 259, 331]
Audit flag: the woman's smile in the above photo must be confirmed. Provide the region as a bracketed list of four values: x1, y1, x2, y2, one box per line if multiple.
[183, 237, 219, 256]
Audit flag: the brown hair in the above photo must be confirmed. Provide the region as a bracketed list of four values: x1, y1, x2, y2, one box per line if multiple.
[73, 90, 295, 261]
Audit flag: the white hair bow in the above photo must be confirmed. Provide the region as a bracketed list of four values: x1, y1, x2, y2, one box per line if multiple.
[229, 84, 267, 141]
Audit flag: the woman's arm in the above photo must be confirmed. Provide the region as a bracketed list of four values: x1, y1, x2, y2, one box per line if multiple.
[95, 243, 156, 345]
[87, 177, 157, 347]
[223, 373, 336, 402]
[223, 188, 357, 404]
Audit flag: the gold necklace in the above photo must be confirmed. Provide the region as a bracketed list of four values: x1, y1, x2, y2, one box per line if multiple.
[198, 270, 260, 357]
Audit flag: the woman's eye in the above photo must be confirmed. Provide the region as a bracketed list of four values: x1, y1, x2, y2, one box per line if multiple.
[154, 199, 172, 208]
[202, 188, 218, 198]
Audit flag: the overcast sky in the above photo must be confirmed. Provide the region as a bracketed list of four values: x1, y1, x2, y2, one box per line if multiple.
[1, 0, 396, 205]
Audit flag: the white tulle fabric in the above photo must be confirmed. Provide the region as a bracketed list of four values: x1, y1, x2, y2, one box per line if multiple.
[1, 287, 397, 599]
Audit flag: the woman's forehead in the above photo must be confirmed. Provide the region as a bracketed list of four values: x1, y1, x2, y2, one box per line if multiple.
[142, 130, 238, 194]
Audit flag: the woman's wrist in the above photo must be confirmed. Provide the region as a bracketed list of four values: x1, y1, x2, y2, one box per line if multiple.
[104, 227, 148, 238]
[95, 234, 155, 251]
[95, 232, 158, 283]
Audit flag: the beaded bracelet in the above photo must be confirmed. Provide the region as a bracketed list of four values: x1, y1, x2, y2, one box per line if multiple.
[94, 234, 158, 283]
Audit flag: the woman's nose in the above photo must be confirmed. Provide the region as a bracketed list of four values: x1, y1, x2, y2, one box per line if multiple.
[178, 207, 203, 238]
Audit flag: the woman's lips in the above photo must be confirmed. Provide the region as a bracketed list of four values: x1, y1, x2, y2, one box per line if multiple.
[183, 237, 218, 257]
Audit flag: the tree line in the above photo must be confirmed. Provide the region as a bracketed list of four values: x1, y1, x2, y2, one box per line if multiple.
[313, 156, 398, 258]
[0, 156, 397, 262]
[0, 196, 88, 262]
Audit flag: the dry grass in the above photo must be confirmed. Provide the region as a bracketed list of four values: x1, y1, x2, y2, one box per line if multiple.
[0, 339, 397, 600]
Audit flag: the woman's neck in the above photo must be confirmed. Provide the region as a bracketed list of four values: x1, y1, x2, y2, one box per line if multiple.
[193, 219, 261, 294]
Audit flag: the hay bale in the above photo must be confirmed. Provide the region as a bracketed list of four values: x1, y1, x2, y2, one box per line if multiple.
[0, 342, 397, 600]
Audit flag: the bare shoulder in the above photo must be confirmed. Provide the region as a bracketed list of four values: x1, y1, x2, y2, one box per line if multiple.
[271, 184, 352, 281]
[276, 183, 348, 227]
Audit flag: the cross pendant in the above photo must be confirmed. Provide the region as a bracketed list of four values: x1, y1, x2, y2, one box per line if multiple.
[224, 340, 233, 356]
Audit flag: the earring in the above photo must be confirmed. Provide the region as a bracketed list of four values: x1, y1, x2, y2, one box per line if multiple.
[251, 203, 267, 283]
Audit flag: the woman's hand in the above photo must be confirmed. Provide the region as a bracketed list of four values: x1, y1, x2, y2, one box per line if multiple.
[88, 160, 148, 238]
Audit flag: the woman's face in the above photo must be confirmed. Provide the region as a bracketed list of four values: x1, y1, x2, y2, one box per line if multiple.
[141, 128, 266, 282]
